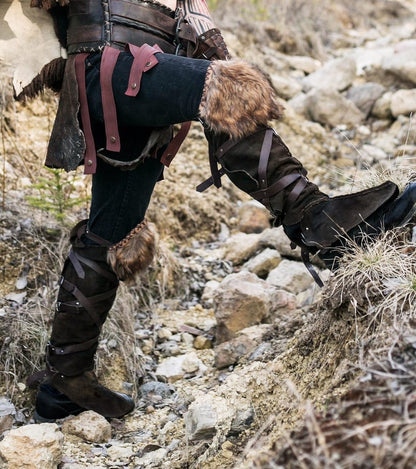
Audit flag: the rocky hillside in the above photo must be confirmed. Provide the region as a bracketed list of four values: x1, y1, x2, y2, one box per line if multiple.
[1, 0, 416, 468]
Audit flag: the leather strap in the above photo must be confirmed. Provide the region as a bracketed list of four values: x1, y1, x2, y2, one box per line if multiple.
[160, 121, 192, 166]
[74, 53, 97, 174]
[101, 46, 121, 153]
[47, 337, 98, 356]
[301, 248, 324, 288]
[125, 43, 161, 97]
[250, 173, 301, 201]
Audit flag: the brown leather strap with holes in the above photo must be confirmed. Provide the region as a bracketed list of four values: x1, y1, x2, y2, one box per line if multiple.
[75, 53, 97, 174]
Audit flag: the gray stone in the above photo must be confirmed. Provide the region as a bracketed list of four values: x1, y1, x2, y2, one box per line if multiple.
[243, 248, 282, 278]
[259, 226, 301, 259]
[346, 83, 385, 118]
[185, 403, 217, 441]
[271, 74, 302, 100]
[391, 89, 416, 117]
[371, 91, 393, 119]
[237, 201, 271, 234]
[229, 404, 255, 435]
[285, 55, 321, 74]
[302, 56, 356, 92]
[140, 381, 174, 400]
[288, 92, 309, 118]
[214, 325, 271, 369]
[360, 144, 388, 161]
[0, 423, 64, 469]
[223, 232, 262, 265]
[267, 259, 315, 294]
[62, 411, 112, 443]
[306, 89, 365, 128]
[382, 50, 416, 85]
[0, 398, 15, 434]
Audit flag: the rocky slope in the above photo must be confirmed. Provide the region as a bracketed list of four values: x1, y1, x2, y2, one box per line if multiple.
[1, 1, 416, 468]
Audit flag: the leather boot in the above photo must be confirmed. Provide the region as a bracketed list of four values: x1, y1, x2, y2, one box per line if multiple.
[209, 127, 416, 282]
[34, 220, 134, 421]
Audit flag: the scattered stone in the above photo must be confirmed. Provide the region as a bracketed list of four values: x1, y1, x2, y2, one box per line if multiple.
[0, 423, 63, 469]
[271, 74, 303, 100]
[237, 201, 271, 234]
[185, 403, 217, 441]
[260, 226, 301, 259]
[302, 56, 356, 92]
[61, 411, 111, 443]
[201, 280, 220, 305]
[267, 259, 315, 294]
[214, 325, 272, 369]
[223, 232, 262, 265]
[371, 91, 393, 119]
[0, 397, 15, 434]
[382, 50, 416, 85]
[345, 82, 385, 118]
[213, 271, 274, 343]
[134, 447, 167, 466]
[156, 352, 206, 381]
[157, 327, 173, 340]
[390, 89, 416, 117]
[106, 442, 135, 461]
[193, 335, 212, 349]
[139, 381, 174, 401]
[229, 403, 255, 435]
[305, 88, 364, 127]
[243, 248, 282, 278]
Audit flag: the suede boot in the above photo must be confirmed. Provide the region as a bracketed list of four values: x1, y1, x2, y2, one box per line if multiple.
[213, 127, 416, 281]
[34, 220, 134, 421]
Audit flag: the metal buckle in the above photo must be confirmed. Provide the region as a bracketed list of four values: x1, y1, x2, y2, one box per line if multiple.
[174, 16, 184, 55]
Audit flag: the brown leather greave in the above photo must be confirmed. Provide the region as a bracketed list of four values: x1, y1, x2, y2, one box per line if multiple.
[47, 220, 119, 377]
[192, 28, 231, 60]
[216, 127, 328, 227]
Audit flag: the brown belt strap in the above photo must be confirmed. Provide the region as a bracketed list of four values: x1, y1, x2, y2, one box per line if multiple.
[125, 43, 162, 97]
[160, 121, 192, 166]
[75, 53, 97, 174]
[101, 46, 121, 153]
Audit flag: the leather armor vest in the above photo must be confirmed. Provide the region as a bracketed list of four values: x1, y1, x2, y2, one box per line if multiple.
[67, 0, 197, 55]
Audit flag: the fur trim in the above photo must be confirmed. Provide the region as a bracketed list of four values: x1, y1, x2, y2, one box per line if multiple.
[16, 58, 66, 101]
[107, 220, 156, 283]
[199, 59, 283, 140]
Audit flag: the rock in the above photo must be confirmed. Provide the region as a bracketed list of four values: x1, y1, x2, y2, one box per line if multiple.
[242, 248, 282, 278]
[0, 397, 15, 434]
[213, 271, 297, 343]
[0, 423, 63, 469]
[213, 271, 272, 343]
[139, 381, 174, 401]
[229, 404, 255, 436]
[371, 91, 393, 119]
[285, 55, 321, 74]
[185, 403, 217, 441]
[201, 279, 220, 306]
[271, 74, 303, 100]
[302, 56, 356, 92]
[306, 89, 365, 127]
[259, 226, 301, 259]
[288, 92, 309, 117]
[107, 443, 135, 461]
[360, 144, 388, 161]
[214, 324, 272, 369]
[267, 259, 315, 294]
[193, 335, 212, 350]
[156, 352, 206, 381]
[237, 201, 271, 234]
[223, 232, 262, 265]
[382, 50, 416, 85]
[156, 327, 173, 340]
[390, 89, 416, 117]
[61, 411, 111, 443]
[345, 82, 385, 118]
[134, 448, 168, 467]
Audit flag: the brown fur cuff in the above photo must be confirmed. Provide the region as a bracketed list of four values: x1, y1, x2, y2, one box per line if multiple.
[107, 220, 156, 283]
[199, 59, 283, 140]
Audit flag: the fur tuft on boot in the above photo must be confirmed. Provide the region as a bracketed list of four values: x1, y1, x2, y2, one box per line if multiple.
[107, 220, 156, 283]
[199, 59, 283, 140]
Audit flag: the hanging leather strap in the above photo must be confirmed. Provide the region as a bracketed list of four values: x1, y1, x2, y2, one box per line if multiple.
[75, 53, 97, 174]
[160, 121, 192, 166]
[101, 46, 122, 153]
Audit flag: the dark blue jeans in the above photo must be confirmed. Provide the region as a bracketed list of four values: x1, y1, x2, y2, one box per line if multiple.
[84, 50, 210, 243]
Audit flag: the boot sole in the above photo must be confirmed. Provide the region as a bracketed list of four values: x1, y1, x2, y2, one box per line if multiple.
[35, 384, 86, 422]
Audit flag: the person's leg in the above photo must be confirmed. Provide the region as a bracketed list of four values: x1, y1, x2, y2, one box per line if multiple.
[35, 149, 164, 421]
